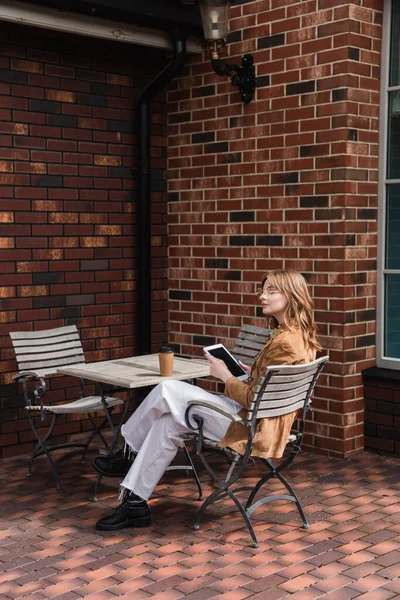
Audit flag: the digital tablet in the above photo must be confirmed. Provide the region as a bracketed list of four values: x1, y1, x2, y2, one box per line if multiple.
[203, 343, 248, 381]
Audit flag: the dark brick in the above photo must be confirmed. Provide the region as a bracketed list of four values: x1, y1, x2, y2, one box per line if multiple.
[205, 142, 228, 154]
[300, 144, 328, 157]
[358, 309, 376, 322]
[58, 307, 81, 318]
[169, 290, 192, 300]
[91, 82, 120, 96]
[256, 75, 270, 88]
[34, 175, 63, 187]
[81, 259, 109, 270]
[47, 115, 78, 128]
[192, 132, 215, 144]
[256, 235, 283, 246]
[33, 295, 65, 308]
[346, 234, 356, 245]
[229, 235, 254, 246]
[170, 111, 191, 124]
[151, 180, 167, 192]
[348, 129, 358, 141]
[274, 172, 299, 184]
[258, 33, 285, 50]
[332, 88, 347, 102]
[193, 85, 215, 98]
[0, 70, 27, 84]
[32, 272, 64, 284]
[107, 120, 134, 133]
[193, 335, 216, 347]
[357, 208, 377, 220]
[300, 196, 329, 207]
[79, 93, 107, 106]
[356, 334, 376, 348]
[205, 258, 229, 269]
[349, 47, 360, 61]
[227, 30, 242, 43]
[223, 153, 241, 164]
[230, 211, 255, 222]
[109, 167, 133, 178]
[29, 99, 60, 113]
[287, 80, 315, 95]
[222, 270, 241, 280]
[365, 423, 376, 436]
[66, 294, 95, 306]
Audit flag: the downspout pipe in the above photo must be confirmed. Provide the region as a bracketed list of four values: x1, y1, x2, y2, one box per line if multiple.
[138, 32, 187, 355]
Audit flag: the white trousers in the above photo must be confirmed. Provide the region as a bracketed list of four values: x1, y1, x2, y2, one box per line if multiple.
[120, 379, 242, 501]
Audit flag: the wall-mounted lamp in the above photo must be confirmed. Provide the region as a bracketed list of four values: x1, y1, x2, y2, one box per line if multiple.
[198, 0, 256, 104]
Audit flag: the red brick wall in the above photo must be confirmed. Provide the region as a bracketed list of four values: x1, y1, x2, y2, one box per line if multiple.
[166, 0, 383, 458]
[0, 23, 169, 458]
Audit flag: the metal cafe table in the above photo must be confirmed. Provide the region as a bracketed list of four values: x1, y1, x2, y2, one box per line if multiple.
[57, 353, 210, 499]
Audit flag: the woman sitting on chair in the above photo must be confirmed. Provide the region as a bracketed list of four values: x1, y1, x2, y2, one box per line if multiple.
[94, 269, 321, 531]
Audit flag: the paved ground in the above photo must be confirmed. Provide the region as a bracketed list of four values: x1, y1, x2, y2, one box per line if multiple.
[1, 448, 400, 600]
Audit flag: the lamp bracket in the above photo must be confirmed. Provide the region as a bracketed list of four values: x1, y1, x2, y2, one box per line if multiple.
[211, 53, 256, 104]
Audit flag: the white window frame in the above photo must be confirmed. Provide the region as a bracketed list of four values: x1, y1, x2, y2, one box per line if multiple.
[377, 0, 400, 369]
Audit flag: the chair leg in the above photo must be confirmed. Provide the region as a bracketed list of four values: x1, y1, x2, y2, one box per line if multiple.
[26, 411, 61, 491]
[274, 469, 309, 528]
[245, 458, 309, 529]
[92, 395, 131, 502]
[183, 442, 203, 500]
[81, 413, 112, 463]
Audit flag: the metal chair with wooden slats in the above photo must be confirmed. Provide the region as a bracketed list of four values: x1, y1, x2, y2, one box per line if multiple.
[10, 325, 127, 491]
[179, 323, 273, 501]
[185, 355, 328, 548]
[231, 323, 272, 365]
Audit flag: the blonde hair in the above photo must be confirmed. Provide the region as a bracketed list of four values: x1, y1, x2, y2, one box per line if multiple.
[261, 269, 322, 352]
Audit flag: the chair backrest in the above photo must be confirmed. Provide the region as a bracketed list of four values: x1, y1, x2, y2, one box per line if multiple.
[10, 325, 85, 377]
[246, 355, 328, 421]
[232, 324, 272, 365]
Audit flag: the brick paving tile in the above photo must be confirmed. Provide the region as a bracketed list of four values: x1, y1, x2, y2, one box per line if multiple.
[244, 588, 287, 599]
[369, 541, 400, 555]
[1, 450, 400, 599]
[321, 588, 360, 599]
[347, 560, 385, 580]
[287, 590, 324, 600]
[278, 573, 321, 593]
[175, 576, 220, 594]
[213, 590, 253, 600]
[312, 573, 356, 592]
[355, 590, 398, 600]
[383, 579, 400, 593]
[339, 550, 377, 566]
[348, 574, 393, 592]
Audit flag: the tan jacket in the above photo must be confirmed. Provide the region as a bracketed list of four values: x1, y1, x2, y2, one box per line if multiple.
[219, 326, 316, 458]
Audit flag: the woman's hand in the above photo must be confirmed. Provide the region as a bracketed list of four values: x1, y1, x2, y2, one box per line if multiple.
[238, 361, 252, 377]
[204, 353, 233, 383]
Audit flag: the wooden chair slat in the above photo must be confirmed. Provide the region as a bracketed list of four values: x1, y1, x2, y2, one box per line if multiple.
[10, 325, 78, 340]
[253, 373, 315, 393]
[12, 333, 81, 348]
[240, 324, 272, 335]
[17, 346, 85, 362]
[256, 400, 305, 419]
[19, 354, 86, 370]
[13, 340, 83, 355]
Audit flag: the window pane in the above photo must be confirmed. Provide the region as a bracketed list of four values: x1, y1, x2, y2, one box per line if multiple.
[386, 184, 400, 269]
[389, 0, 400, 86]
[387, 91, 400, 179]
[385, 274, 400, 358]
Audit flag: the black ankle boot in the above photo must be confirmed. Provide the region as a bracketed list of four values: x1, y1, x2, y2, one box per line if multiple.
[92, 448, 134, 478]
[95, 492, 151, 531]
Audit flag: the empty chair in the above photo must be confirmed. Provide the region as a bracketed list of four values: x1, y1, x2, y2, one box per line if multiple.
[10, 325, 126, 490]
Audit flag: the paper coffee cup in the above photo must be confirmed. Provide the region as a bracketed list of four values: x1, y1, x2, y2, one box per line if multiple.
[158, 346, 174, 376]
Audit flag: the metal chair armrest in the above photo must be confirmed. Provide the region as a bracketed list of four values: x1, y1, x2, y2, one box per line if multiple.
[186, 400, 248, 425]
[13, 371, 46, 412]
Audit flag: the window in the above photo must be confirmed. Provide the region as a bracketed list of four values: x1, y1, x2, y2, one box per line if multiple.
[378, 0, 400, 368]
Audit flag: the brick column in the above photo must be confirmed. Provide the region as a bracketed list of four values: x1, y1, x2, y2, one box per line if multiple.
[167, 0, 383, 457]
